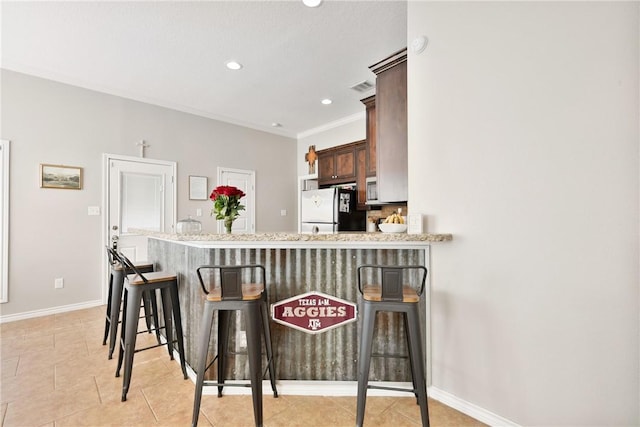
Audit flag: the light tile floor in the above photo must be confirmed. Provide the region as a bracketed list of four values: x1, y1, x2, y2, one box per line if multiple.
[0, 305, 485, 426]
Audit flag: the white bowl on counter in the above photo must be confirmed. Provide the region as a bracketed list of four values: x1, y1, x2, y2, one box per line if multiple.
[378, 223, 408, 233]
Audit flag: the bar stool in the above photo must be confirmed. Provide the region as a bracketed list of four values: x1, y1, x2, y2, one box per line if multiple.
[103, 247, 160, 359]
[356, 264, 430, 427]
[191, 264, 278, 427]
[115, 251, 188, 402]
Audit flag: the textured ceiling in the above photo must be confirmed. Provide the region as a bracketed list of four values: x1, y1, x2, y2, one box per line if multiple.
[1, 1, 407, 138]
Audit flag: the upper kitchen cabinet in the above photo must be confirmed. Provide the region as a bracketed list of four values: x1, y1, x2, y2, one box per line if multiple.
[370, 48, 407, 203]
[317, 141, 359, 186]
[355, 142, 367, 209]
[361, 95, 376, 178]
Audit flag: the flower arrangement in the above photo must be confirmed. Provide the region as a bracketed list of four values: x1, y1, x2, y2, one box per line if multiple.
[210, 185, 246, 233]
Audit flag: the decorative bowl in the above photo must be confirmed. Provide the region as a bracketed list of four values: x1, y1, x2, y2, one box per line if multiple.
[378, 223, 408, 233]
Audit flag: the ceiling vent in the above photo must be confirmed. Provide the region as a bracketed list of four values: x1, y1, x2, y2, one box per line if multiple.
[350, 80, 375, 93]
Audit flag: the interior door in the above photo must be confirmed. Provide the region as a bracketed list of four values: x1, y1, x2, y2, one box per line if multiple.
[217, 167, 255, 234]
[108, 156, 176, 262]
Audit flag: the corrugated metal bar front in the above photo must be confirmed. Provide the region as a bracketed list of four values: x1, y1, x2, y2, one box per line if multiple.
[148, 240, 426, 382]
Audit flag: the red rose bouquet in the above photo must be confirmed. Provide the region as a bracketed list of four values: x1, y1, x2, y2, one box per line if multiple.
[210, 185, 246, 233]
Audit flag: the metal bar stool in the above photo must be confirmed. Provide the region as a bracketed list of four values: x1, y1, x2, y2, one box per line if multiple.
[356, 264, 430, 427]
[115, 251, 188, 402]
[191, 264, 278, 427]
[103, 246, 160, 359]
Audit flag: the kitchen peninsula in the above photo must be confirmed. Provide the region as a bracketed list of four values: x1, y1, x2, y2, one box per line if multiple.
[144, 231, 452, 391]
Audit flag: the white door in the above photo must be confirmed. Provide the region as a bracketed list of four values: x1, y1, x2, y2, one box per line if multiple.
[217, 167, 255, 234]
[107, 155, 176, 263]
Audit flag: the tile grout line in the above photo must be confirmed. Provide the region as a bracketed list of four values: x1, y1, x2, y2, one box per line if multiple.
[1, 402, 7, 427]
[140, 387, 160, 423]
[13, 355, 21, 377]
[93, 376, 103, 405]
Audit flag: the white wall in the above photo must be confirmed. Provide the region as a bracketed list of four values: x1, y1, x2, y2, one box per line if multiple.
[1, 70, 298, 317]
[408, 2, 639, 425]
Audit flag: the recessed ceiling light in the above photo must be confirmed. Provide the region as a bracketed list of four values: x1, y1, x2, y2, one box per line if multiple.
[321, 98, 332, 105]
[225, 61, 243, 70]
[271, 122, 282, 128]
[302, 0, 323, 7]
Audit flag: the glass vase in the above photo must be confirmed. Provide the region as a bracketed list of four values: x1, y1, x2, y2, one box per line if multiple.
[224, 217, 234, 234]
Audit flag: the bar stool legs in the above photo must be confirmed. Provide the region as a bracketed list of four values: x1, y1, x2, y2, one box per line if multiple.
[103, 258, 159, 360]
[192, 301, 216, 425]
[216, 310, 231, 397]
[191, 299, 277, 427]
[214, 301, 277, 398]
[102, 267, 121, 347]
[405, 306, 430, 427]
[356, 301, 430, 427]
[116, 281, 188, 402]
[260, 298, 278, 397]
[245, 303, 264, 427]
[356, 302, 377, 427]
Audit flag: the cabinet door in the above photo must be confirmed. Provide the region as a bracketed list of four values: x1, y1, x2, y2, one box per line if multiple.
[318, 152, 336, 183]
[355, 143, 367, 209]
[317, 142, 359, 186]
[334, 147, 356, 181]
[376, 59, 407, 202]
[362, 97, 377, 177]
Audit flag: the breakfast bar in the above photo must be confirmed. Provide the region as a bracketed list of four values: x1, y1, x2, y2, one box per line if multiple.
[145, 231, 452, 391]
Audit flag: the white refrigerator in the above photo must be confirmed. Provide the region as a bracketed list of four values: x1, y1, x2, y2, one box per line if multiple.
[300, 188, 365, 233]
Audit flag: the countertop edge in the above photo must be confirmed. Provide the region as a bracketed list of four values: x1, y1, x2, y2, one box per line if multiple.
[132, 229, 452, 246]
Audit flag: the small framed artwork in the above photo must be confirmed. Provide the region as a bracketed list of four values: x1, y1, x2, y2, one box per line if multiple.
[189, 175, 208, 200]
[40, 164, 83, 190]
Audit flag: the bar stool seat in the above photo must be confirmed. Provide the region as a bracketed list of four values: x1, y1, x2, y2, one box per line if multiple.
[115, 252, 188, 402]
[206, 282, 263, 301]
[362, 285, 420, 302]
[191, 264, 278, 427]
[356, 264, 430, 427]
[103, 247, 160, 359]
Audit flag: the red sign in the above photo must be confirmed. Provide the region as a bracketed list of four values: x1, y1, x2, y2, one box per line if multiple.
[271, 291, 357, 334]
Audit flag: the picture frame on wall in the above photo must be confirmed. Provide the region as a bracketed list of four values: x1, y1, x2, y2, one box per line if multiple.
[189, 175, 208, 200]
[40, 164, 83, 190]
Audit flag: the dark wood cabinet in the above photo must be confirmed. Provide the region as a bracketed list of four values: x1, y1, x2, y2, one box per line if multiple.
[317, 142, 358, 186]
[361, 95, 377, 178]
[355, 142, 367, 209]
[369, 48, 407, 203]
[317, 140, 368, 210]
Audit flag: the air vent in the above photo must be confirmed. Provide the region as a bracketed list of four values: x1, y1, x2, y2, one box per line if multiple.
[350, 80, 375, 93]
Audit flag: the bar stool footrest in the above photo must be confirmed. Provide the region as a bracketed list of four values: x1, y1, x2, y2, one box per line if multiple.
[367, 384, 416, 394]
[371, 352, 409, 360]
[132, 339, 180, 354]
[207, 352, 276, 381]
[202, 381, 252, 388]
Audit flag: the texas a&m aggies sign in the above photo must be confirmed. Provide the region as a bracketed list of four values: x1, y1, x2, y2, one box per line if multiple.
[271, 291, 357, 334]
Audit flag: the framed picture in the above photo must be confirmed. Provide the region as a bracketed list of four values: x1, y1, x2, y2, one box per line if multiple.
[40, 164, 83, 190]
[189, 175, 208, 200]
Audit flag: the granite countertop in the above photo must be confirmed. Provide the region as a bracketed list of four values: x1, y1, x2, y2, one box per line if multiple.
[135, 229, 452, 243]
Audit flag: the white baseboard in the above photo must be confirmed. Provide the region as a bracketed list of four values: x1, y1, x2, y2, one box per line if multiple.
[0, 299, 103, 323]
[427, 386, 520, 427]
[193, 379, 416, 397]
